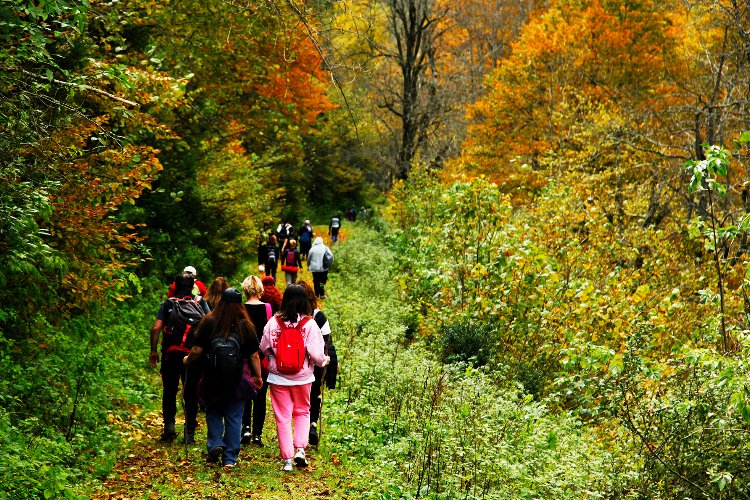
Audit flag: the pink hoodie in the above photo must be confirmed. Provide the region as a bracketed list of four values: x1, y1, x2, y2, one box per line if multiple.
[260, 314, 327, 385]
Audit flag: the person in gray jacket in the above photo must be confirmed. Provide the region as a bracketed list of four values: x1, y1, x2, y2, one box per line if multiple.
[306, 237, 334, 299]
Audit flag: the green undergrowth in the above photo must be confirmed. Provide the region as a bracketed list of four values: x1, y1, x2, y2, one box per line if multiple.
[0, 279, 162, 499]
[316, 225, 629, 498]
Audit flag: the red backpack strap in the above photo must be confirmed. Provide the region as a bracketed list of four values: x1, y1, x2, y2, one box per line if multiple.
[276, 315, 286, 330]
[296, 317, 311, 330]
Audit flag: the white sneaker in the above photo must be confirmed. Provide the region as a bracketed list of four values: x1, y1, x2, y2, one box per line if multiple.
[294, 447, 308, 467]
[280, 458, 293, 472]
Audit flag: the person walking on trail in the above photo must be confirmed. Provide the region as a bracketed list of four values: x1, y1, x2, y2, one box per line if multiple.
[260, 275, 282, 313]
[298, 280, 333, 446]
[149, 274, 209, 443]
[329, 214, 341, 244]
[204, 276, 229, 310]
[240, 275, 273, 447]
[278, 221, 295, 253]
[307, 237, 334, 299]
[298, 220, 314, 262]
[260, 285, 329, 472]
[183, 288, 263, 468]
[261, 234, 280, 281]
[167, 265, 208, 298]
[281, 240, 302, 286]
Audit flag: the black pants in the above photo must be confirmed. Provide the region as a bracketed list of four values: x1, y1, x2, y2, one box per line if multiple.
[312, 271, 328, 298]
[300, 241, 311, 260]
[161, 354, 200, 432]
[310, 365, 325, 424]
[242, 379, 269, 436]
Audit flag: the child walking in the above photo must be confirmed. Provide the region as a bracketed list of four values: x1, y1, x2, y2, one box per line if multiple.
[260, 284, 329, 471]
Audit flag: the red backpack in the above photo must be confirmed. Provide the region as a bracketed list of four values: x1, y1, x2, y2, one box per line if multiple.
[275, 316, 311, 374]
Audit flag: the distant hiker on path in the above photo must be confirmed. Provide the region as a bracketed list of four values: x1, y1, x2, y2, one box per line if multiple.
[329, 214, 341, 244]
[149, 274, 209, 443]
[307, 237, 334, 299]
[260, 285, 329, 471]
[281, 240, 302, 286]
[260, 234, 279, 281]
[183, 288, 263, 468]
[298, 220, 314, 262]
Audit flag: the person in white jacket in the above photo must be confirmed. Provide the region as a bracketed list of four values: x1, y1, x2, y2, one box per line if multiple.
[260, 284, 329, 471]
[306, 237, 333, 299]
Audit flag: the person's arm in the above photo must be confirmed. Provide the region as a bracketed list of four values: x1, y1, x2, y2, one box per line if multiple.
[248, 351, 262, 390]
[295, 250, 302, 267]
[149, 319, 163, 368]
[183, 345, 204, 365]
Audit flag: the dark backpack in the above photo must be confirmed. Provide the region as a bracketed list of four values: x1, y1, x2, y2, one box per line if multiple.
[164, 297, 206, 354]
[207, 329, 243, 385]
[285, 249, 297, 266]
[275, 316, 311, 374]
[322, 250, 334, 271]
[267, 246, 277, 264]
[299, 228, 311, 243]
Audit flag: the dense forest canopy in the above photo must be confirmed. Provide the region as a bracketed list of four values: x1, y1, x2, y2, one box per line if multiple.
[4, 0, 750, 497]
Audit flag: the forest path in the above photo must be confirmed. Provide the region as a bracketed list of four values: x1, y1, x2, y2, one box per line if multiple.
[92, 227, 361, 499]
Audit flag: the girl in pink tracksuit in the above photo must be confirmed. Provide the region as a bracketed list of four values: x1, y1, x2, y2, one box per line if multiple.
[260, 284, 329, 471]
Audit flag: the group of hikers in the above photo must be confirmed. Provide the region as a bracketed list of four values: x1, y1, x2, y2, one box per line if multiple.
[148, 218, 340, 471]
[258, 218, 337, 297]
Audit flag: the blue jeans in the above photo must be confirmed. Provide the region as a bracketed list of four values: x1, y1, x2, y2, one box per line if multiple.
[206, 399, 244, 465]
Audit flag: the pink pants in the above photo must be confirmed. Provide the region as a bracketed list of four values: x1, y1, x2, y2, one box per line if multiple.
[269, 383, 312, 459]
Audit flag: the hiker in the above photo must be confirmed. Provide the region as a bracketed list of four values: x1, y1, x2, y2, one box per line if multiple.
[261, 234, 279, 281]
[329, 214, 341, 244]
[240, 275, 273, 447]
[204, 276, 229, 310]
[260, 275, 282, 313]
[149, 274, 209, 443]
[167, 265, 207, 298]
[298, 280, 335, 446]
[307, 237, 334, 299]
[278, 221, 295, 253]
[281, 239, 302, 286]
[183, 288, 263, 468]
[298, 220, 314, 262]
[260, 284, 329, 471]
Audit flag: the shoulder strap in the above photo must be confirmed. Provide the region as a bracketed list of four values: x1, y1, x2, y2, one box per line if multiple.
[297, 317, 311, 330]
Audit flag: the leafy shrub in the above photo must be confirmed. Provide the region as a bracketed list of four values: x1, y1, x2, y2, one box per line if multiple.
[439, 320, 495, 367]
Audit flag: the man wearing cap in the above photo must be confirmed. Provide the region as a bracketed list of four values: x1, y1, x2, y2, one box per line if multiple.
[149, 274, 209, 443]
[167, 266, 208, 298]
[298, 219, 314, 263]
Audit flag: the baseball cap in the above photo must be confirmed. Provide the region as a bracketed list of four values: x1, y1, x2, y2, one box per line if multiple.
[183, 266, 197, 275]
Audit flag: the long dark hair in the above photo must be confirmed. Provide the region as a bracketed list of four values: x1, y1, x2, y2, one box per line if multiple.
[204, 276, 228, 309]
[202, 300, 255, 342]
[279, 284, 310, 322]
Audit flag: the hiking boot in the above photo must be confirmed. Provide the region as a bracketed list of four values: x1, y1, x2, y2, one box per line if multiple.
[251, 435, 264, 447]
[294, 447, 308, 467]
[309, 425, 319, 446]
[280, 458, 294, 472]
[207, 446, 224, 464]
[159, 423, 176, 442]
[223, 462, 236, 469]
[240, 426, 252, 445]
[183, 429, 195, 445]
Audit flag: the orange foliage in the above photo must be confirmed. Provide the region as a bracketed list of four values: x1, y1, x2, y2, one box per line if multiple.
[455, 0, 678, 196]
